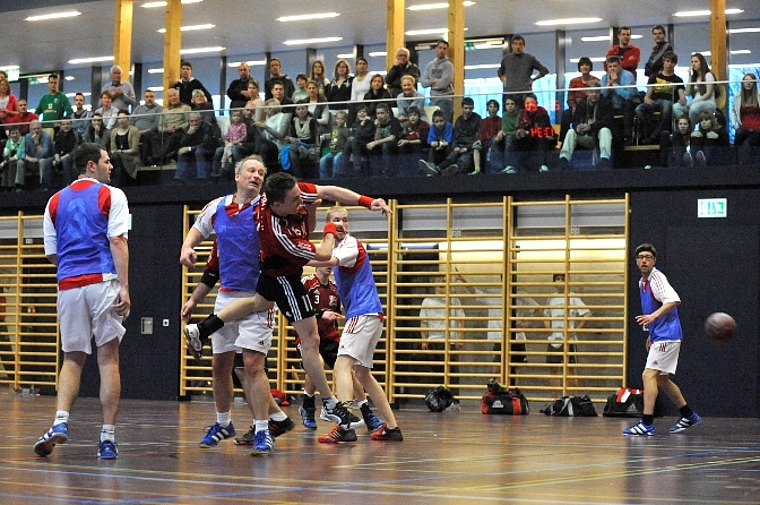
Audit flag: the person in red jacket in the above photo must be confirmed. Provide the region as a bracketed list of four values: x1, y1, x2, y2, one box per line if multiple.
[605, 26, 641, 79]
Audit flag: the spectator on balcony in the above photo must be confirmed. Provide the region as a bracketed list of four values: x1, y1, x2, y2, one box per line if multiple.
[672, 53, 716, 127]
[109, 111, 140, 186]
[101, 65, 137, 112]
[421, 40, 454, 122]
[326, 59, 353, 112]
[174, 112, 218, 182]
[732, 73, 760, 165]
[265, 58, 296, 101]
[559, 57, 599, 143]
[52, 119, 81, 186]
[396, 75, 427, 123]
[636, 51, 684, 145]
[227, 63, 253, 111]
[605, 26, 641, 78]
[688, 110, 729, 168]
[94, 91, 119, 131]
[506, 94, 554, 173]
[497, 34, 549, 109]
[70, 93, 92, 140]
[172, 60, 212, 106]
[386, 47, 420, 99]
[472, 99, 502, 174]
[310, 60, 331, 96]
[644, 25, 674, 78]
[131, 89, 162, 166]
[601, 54, 638, 145]
[298, 79, 330, 136]
[363, 74, 394, 119]
[557, 82, 614, 170]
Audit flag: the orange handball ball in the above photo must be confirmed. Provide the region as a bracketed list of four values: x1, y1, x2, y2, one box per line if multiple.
[704, 312, 736, 344]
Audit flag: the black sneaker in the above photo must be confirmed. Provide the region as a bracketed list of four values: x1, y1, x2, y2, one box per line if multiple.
[360, 403, 384, 431]
[370, 423, 404, 442]
[321, 401, 364, 429]
[269, 417, 296, 438]
[234, 425, 255, 445]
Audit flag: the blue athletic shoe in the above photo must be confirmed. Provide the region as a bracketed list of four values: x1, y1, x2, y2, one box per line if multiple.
[199, 422, 236, 447]
[34, 422, 69, 457]
[299, 406, 317, 429]
[98, 440, 119, 459]
[250, 430, 275, 456]
[360, 404, 384, 431]
[622, 420, 656, 436]
[670, 412, 702, 433]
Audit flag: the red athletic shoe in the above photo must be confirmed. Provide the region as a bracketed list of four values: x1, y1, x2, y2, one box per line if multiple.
[318, 426, 358, 444]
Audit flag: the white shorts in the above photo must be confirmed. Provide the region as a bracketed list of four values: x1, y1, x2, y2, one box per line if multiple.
[336, 315, 383, 369]
[57, 279, 125, 354]
[212, 290, 275, 355]
[645, 340, 681, 375]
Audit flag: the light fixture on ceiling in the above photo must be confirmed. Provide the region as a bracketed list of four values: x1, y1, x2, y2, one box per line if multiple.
[463, 64, 500, 70]
[536, 17, 602, 27]
[283, 37, 343, 45]
[65, 92, 90, 97]
[277, 12, 340, 22]
[180, 46, 225, 55]
[64, 76, 75, 81]
[581, 34, 642, 42]
[68, 56, 115, 64]
[728, 27, 760, 34]
[693, 50, 752, 56]
[142, 0, 202, 8]
[368, 52, 387, 58]
[147, 68, 164, 74]
[674, 8, 743, 17]
[25, 11, 81, 21]
[227, 60, 267, 67]
[158, 24, 215, 33]
[336, 53, 356, 59]
[570, 57, 607, 63]
[405, 27, 468, 36]
[407, 1, 475, 10]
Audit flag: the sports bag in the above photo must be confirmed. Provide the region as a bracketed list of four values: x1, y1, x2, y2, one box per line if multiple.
[481, 389, 529, 415]
[541, 395, 598, 416]
[602, 387, 644, 418]
[425, 386, 455, 412]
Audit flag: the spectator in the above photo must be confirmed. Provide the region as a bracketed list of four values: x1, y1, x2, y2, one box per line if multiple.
[244, 79, 266, 123]
[0, 78, 19, 129]
[109, 110, 140, 186]
[319, 110, 350, 179]
[284, 104, 318, 179]
[732, 73, 760, 165]
[264, 58, 296, 101]
[212, 109, 246, 177]
[84, 113, 109, 152]
[422, 96, 481, 175]
[421, 39, 455, 122]
[386, 47, 421, 99]
[672, 53, 716, 127]
[557, 82, 614, 170]
[298, 79, 330, 136]
[350, 57, 371, 116]
[174, 112, 218, 182]
[191, 89, 219, 133]
[70, 92, 92, 139]
[172, 60, 212, 106]
[363, 74, 394, 118]
[292, 74, 309, 103]
[35, 73, 72, 128]
[247, 98, 288, 171]
[508, 93, 554, 173]
[496, 95, 521, 173]
[559, 57, 599, 143]
[227, 62, 253, 110]
[605, 26, 641, 78]
[326, 59, 353, 112]
[601, 54, 638, 145]
[310, 60, 331, 96]
[497, 34, 550, 108]
[0, 126, 24, 190]
[657, 115, 692, 168]
[364, 102, 400, 177]
[52, 119, 81, 186]
[153, 88, 191, 164]
[6, 98, 38, 135]
[397, 105, 430, 174]
[131, 89, 163, 165]
[418, 109, 456, 176]
[396, 75, 427, 122]
[95, 91, 119, 130]
[19, 120, 54, 190]
[270, 81, 295, 119]
[644, 25, 674, 77]
[636, 51, 684, 145]
[472, 99, 502, 174]
[688, 110, 729, 167]
[102, 65, 137, 112]
[342, 105, 375, 178]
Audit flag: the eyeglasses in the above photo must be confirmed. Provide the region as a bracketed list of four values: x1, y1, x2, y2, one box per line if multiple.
[635, 255, 655, 260]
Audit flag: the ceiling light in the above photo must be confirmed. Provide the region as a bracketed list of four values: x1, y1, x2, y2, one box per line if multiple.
[463, 64, 500, 70]
[158, 24, 215, 33]
[25, 11, 81, 21]
[68, 56, 115, 64]
[227, 60, 267, 67]
[283, 37, 343, 46]
[147, 86, 164, 91]
[570, 57, 606, 63]
[64, 76, 75, 81]
[729, 27, 760, 34]
[674, 8, 743, 17]
[408, 1, 475, 10]
[65, 92, 90, 97]
[180, 46, 225, 55]
[147, 68, 164, 74]
[631, 35, 643, 39]
[581, 36, 610, 42]
[277, 12, 339, 22]
[405, 28, 470, 36]
[336, 53, 356, 59]
[536, 18, 602, 26]
[142, 0, 202, 8]
[368, 52, 387, 57]
[732, 49, 751, 55]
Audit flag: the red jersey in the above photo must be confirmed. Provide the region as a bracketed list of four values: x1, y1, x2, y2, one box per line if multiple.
[257, 181, 319, 277]
[302, 273, 341, 342]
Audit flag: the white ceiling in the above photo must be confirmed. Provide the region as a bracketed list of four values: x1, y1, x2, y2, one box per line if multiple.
[1, 0, 759, 74]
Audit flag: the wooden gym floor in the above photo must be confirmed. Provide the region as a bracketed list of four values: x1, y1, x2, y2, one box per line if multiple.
[2, 388, 759, 505]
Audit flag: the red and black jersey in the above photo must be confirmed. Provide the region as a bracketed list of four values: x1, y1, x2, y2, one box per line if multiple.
[302, 273, 341, 343]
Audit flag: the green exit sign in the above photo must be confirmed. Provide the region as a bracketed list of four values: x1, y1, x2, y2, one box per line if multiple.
[697, 198, 727, 218]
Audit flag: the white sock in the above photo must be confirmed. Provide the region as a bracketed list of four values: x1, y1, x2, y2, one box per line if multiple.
[216, 411, 231, 427]
[269, 411, 287, 422]
[324, 396, 339, 409]
[53, 410, 69, 426]
[355, 399, 368, 409]
[254, 420, 268, 434]
[101, 424, 115, 443]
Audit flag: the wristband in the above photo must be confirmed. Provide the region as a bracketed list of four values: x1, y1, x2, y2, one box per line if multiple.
[323, 222, 338, 236]
[358, 195, 373, 209]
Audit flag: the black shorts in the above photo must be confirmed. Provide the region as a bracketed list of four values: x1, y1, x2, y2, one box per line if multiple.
[256, 272, 316, 323]
[491, 342, 528, 364]
[298, 339, 340, 369]
[546, 343, 578, 364]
